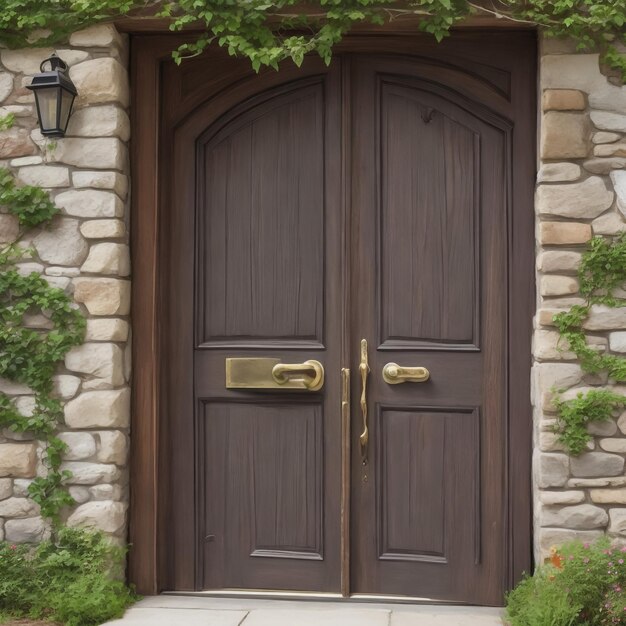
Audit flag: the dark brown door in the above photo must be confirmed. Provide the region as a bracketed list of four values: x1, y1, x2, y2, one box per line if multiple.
[154, 32, 535, 602]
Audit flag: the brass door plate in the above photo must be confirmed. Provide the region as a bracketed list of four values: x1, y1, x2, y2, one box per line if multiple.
[225, 357, 324, 390]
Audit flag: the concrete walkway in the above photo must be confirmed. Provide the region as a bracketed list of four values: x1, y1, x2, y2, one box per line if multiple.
[103, 595, 504, 625]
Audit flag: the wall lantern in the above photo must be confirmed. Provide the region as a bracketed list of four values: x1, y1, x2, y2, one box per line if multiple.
[27, 54, 77, 138]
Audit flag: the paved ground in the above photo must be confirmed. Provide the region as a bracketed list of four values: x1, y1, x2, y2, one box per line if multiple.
[102, 595, 504, 625]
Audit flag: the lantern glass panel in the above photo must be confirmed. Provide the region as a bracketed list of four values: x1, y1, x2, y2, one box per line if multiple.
[59, 89, 75, 133]
[35, 86, 60, 132]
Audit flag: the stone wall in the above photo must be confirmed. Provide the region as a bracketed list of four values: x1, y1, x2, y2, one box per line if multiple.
[0, 25, 130, 543]
[534, 39, 626, 561]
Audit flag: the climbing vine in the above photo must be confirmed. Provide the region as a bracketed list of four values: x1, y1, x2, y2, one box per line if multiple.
[0, 0, 625, 77]
[553, 233, 626, 455]
[0, 116, 85, 523]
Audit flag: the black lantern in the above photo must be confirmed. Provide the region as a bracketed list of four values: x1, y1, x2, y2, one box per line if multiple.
[27, 54, 77, 138]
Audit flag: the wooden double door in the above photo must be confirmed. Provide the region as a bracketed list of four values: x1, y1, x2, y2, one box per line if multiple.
[151, 32, 535, 605]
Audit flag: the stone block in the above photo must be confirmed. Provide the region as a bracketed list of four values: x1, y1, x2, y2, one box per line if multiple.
[610, 331, 626, 353]
[72, 171, 128, 198]
[90, 484, 123, 501]
[0, 443, 37, 477]
[57, 432, 96, 461]
[0, 214, 20, 244]
[619, 411, 626, 435]
[584, 305, 626, 330]
[85, 318, 129, 342]
[55, 189, 123, 219]
[0, 73, 13, 103]
[65, 343, 124, 389]
[67, 106, 130, 141]
[571, 452, 625, 478]
[591, 111, 626, 133]
[540, 275, 578, 297]
[74, 278, 130, 315]
[537, 251, 582, 273]
[70, 58, 129, 108]
[81, 243, 130, 276]
[64, 388, 130, 429]
[595, 143, 626, 158]
[542, 89, 586, 111]
[96, 431, 127, 465]
[587, 419, 617, 436]
[10, 156, 42, 167]
[590, 489, 626, 504]
[612, 171, 626, 218]
[537, 528, 603, 560]
[54, 138, 127, 170]
[69, 486, 90, 504]
[0, 497, 39, 518]
[67, 500, 126, 535]
[536, 363, 583, 392]
[592, 212, 626, 235]
[593, 132, 621, 144]
[539, 222, 591, 245]
[61, 462, 121, 485]
[540, 491, 586, 505]
[5, 517, 49, 543]
[54, 49, 90, 67]
[534, 329, 575, 361]
[541, 112, 590, 159]
[535, 452, 569, 488]
[609, 509, 626, 535]
[583, 157, 626, 175]
[33, 217, 88, 266]
[536, 177, 613, 219]
[569, 477, 626, 488]
[0, 478, 12, 500]
[0, 48, 54, 74]
[599, 439, 626, 453]
[537, 162, 581, 183]
[0, 127, 36, 159]
[69, 25, 123, 48]
[17, 165, 69, 188]
[80, 219, 126, 239]
[541, 504, 608, 529]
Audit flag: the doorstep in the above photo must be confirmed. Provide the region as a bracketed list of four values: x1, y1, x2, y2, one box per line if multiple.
[102, 595, 504, 625]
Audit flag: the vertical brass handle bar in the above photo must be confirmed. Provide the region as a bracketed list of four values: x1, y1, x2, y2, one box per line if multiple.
[340, 368, 351, 597]
[359, 339, 370, 465]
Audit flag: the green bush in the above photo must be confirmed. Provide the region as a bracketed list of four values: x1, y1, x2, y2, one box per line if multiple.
[0, 527, 137, 626]
[506, 539, 626, 626]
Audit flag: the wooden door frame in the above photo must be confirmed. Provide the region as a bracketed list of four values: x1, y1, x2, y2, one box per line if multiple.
[128, 29, 536, 597]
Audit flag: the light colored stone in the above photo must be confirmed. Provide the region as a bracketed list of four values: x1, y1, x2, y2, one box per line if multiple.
[89, 484, 123, 501]
[0, 214, 20, 244]
[619, 411, 626, 435]
[54, 49, 90, 67]
[12, 479, 31, 497]
[536, 363, 583, 392]
[55, 189, 123, 219]
[541, 504, 608, 529]
[540, 275, 578, 297]
[599, 439, 626, 453]
[46, 266, 80, 277]
[52, 374, 81, 400]
[591, 110, 626, 133]
[590, 489, 626, 504]
[64, 388, 130, 429]
[0, 497, 39, 518]
[587, 419, 617, 436]
[537, 162, 581, 182]
[61, 462, 120, 485]
[0, 73, 13, 103]
[0, 48, 54, 74]
[58, 432, 96, 461]
[592, 211, 626, 235]
[0, 443, 36, 477]
[609, 509, 626, 535]
[15, 396, 35, 417]
[541, 112, 590, 159]
[67, 500, 126, 534]
[535, 452, 569, 488]
[537, 251, 582, 273]
[539, 431, 567, 452]
[73, 278, 130, 315]
[0, 378, 30, 395]
[0, 127, 36, 158]
[0, 478, 12, 500]
[10, 156, 42, 167]
[17, 165, 69, 188]
[80, 219, 126, 239]
[73, 171, 128, 198]
[542, 89, 585, 111]
[53, 138, 127, 170]
[534, 330, 575, 361]
[584, 305, 626, 330]
[610, 331, 626, 353]
[5, 517, 48, 543]
[70, 58, 129, 108]
[569, 477, 626, 488]
[539, 222, 591, 245]
[96, 431, 127, 465]
[65, 343, 124, 389]
[571, 452, 625, 478]
[612, 171, 626, 218]
[536, 177, 613, 219]
[67, 106, 130, 141]
[69, 486, 90, 504]
[81, 243, 130, 276]
[583, 157, 626, 175]
[541, 54, 602, 90]
[85, 318, 129, 342]
[33, 217, 88, 266]
[0, 105, 33, 118]
[595, 142, 626, 158]
[593, 132, 622, 144]
[69, 24, 122, 48]
[537, 529, 603, 559]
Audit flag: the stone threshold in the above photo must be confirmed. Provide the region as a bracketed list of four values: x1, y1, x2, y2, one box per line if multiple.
[102, 594, 504, 625]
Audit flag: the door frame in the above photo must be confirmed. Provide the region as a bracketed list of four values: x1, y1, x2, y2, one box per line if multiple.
[128, 30, 536, 597]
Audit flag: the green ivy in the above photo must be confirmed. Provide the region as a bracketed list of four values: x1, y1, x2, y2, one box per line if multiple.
[0, 168, 85, 523]
[552, 234, 626, 455]
[0, 0, 624, 77]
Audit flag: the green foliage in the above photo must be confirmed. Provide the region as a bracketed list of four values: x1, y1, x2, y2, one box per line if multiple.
[0, 0, 624, 76]
[0, 168, 85, 523]
[0, 113, 15, 132]
[506, 539, 626, 626]
[0, 527, 138, 626]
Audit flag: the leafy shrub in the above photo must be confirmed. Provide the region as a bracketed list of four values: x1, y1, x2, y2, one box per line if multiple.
[0, 528, 137, 626]
[506, 539, 626, 626]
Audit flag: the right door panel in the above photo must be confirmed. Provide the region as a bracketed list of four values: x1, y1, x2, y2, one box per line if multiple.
[350, 57, 510, 605]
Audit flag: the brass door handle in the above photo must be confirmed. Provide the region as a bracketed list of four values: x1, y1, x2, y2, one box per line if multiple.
[382, 362, 430, 384]
[359, 339, 370, 464]
[272, 360, 324, 391]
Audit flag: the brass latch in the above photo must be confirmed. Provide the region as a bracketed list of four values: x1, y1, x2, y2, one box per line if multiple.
[225, 358, 324, 391]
